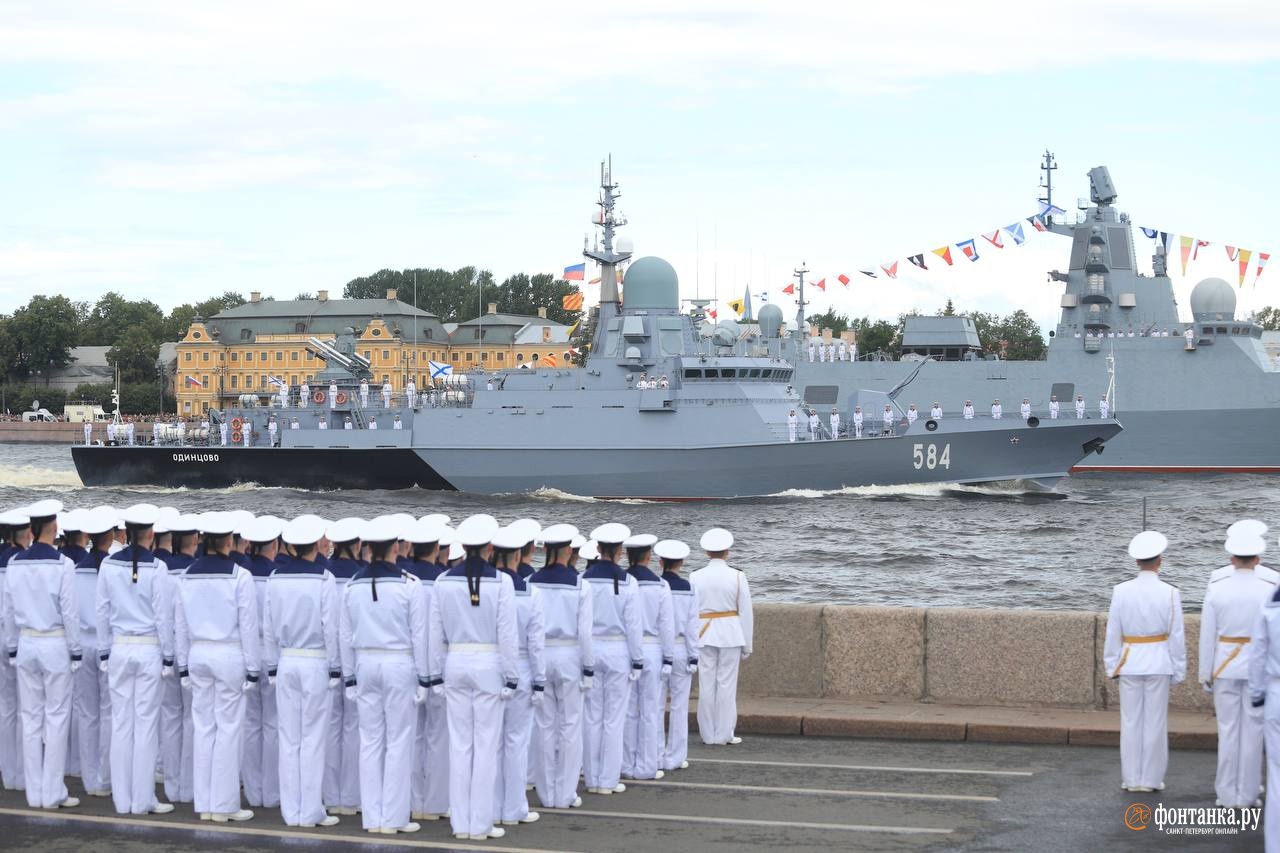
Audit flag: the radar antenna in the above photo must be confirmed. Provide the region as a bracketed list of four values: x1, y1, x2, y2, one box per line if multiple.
[1038, 150, 1058, 220]
[583, 155, 632, 331]
[791, 262, 808, 348]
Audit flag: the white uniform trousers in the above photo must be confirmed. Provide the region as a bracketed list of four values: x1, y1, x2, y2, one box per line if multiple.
[1117, 674, 1170, 789]
[444, 649, 504, 838]
[16, 636, 73, 807]
[0, 660, 23, 790]
[494, 658, 534, 822]
[107, 641, 163, 814]
[697, 645, 741, 745]
[242, 681, 279, 807]
[583, 640, 629, 791]
[534, 646, 584, 808]
[189, 645, 249, 816]
[622, 643, 663, 778]
[1265, 682, 1280, 853]
[73, 647, 111, 794]
[422, 688, 450, 815]
[276, 655, 331, 826]
[662, 656, 695, 770]
[1214, 678, 1263, 807]
[355, 653, 416, 832]
[323, 689, 361, 811]
[67, 703, 80, 777]
[160, 668, 194, 802]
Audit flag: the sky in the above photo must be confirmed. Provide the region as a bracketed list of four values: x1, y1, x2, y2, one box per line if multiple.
[1, 1, 1278, 333]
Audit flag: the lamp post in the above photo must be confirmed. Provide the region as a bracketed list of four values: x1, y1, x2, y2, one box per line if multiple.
[155, 359, 165, 415]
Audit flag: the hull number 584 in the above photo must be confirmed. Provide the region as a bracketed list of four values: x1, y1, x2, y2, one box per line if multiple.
[912, 443, 951, 470]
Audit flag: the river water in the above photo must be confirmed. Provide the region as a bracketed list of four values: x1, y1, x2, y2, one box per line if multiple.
[3, 443, 1276, 612]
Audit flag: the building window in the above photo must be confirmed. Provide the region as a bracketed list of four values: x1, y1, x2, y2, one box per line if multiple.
[231, 352, 238, 362]
[183, 401, 191, 411]
[305, 350, 314, 360]
[363, 351, 371, 361]
[184, 353, 192, 363]
[424, 329, 433, 340]
[530, 353, 539, 362]
[291, 375, 297, 385]
[203, 375, 209, 387]
[241, 329, 252, 341]
[231, 375, 238, 389]
[465, 352, 473, 362]
[480, 352, 488, 362]
[451, 353, 459, 363]
[496, 352, 505, 363]
[294, 322, 306, 333]
[202, 352, 209, 362]
[192, 330, 202, 340]
[290, 351, 298, 361]
[276, 351, 283, 362]
[382, 349, 389, 360]
[372, 327, 382, 337]
[516, 353, 524, 363]
[202, 402, 209, 413]
[473, 329, 485, 340]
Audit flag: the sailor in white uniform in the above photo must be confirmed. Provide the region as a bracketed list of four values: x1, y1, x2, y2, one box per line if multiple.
[72, 507, 116, 799]
[219, 420, 229, 447]
[358, 380, 369, 409]
[382, 381, 393, 409]
[1211, 520, 1280, 587]
[807, 341, 816, 363]
[340, 517, 428, 835]
[881, 405, 894, 434]
[963, 400, 974, 420]
[300, 381, 310, 408]
[990, 399, 1002, 420]
[491, 525, 546, 826]
[106, 421, 116, 444]
[656, 540, 699, 771]
[852, 406, 863, 437]
[807, 410, 819, 441]
[393, 415, 403, 430]
[824, 342, 834, 363]
[930, 402, 943, 420]
[329, 382, 338, 409]
[838, 341, 848, 361]
[94, 503, 176, 816]
[1020, 398, 1032, 420]
[906, 404, 918, 425]
[529, 524, 592, 810]
[401, 518, 448, 822]
[829, 408, 840, 438]
[322, 519, 364, 816]
[318, 419, 328, 431]
[241, 517, 281, 811]
[1248, 545, 1280, 853]
[0, 509, 31, 792]
[159, 515, 198, 804]
[581, 523, 643, 796]
[786, 410, 797, 443]
[173, 511, 260, 823]
[1201, 530, 1273, 808]
[262, 516, 341, 828]
[344, 418, 353, 431]
[1049, 395, 1060, 419]
[267, 417, 278, 447]
[689, 528, 753, 746]
[83, 421, 92, 446]
[427, 514, 518, 841]
[1099, 395, 1110, 419]
[1075, 394, 1086, 418]
[368, 418, 378, 431]
[289, 417, 299, 431]
[405, 380, 416, 406]
[1103, 531, 1186, 792]
[2, 499, 82, 809]
[621, 534, 673, 782]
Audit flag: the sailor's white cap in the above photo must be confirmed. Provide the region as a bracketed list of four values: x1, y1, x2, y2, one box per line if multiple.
[361, 517, 399, 545]
[700, 527, 734, 552]
[230, 510, 256, 535]
[198, 512, 236, 536]
[419, 513, 451, 526]
[448, 541, 465, 561]
[492, 526, 527, 551]
[169, 514, 200, 534]
[1226, 532, 1267, 558]
[570, 534, 586, 550]
[580, 540, 599, 561]
[541, 524, 579, 546]
[122, 503, 161, 528]
[81, 507, 118, 536]
[282, 516, 327, 546]
[243, 516, 283, 543]
[327, 517, 364, 544]
[0, 509, 30, 528]
[59, 508, 83, 533]
[457, 514, 500, 548]
[388, 513, 417, 538]
[590, 523, 630, 545]
[624, 533, 657, 549]
[654, 539, 690, 561]
[154, 506, 181, 534]
[507, 518, 541, 547]
[1227, 519, 1268, 539]
[406, 519, 447, 545]
[26, 499, 62, 520]
[1128, 530, 1168, 561]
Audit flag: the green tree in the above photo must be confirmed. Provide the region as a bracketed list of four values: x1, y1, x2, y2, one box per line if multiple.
[500, 272, 583, 326]
[6, 295, 81, 378]
[1256, 306, 1280, 330]
[107, 325, 162, 383]
[163, 304, 199, 341]
[849, 316, 900, 357]
[994, 310, 1047, 360]
[195, 291, 246, 319]
[79, 292, 165, 347]
[940, 299, 956, 316]
[805, 308, 850, 336]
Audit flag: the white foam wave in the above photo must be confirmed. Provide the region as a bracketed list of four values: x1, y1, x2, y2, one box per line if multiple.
[529, 487, 653, 505]
[768, 482, 953, 499]
[0, 465, 83, 491]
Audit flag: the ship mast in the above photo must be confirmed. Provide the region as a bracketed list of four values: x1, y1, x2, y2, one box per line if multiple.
[791, 262, 808, 351]
[1038, 150, 1058, 223]
[583, 156, 632, 337]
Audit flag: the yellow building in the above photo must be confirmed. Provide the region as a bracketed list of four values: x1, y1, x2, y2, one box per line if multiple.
[174, 290, 574, 415]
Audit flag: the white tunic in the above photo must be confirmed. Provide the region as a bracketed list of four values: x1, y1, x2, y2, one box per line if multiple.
[95, 546, 173, 657]
[2, 544, 81, 656]
[1199, 568, 1274, 683]
[688, 559, 752, 652]
[173, 556, 260, 675]
[262, 560, 340, 675]
[529, 568, 593, 669]
[1103, 571, 1186, 679]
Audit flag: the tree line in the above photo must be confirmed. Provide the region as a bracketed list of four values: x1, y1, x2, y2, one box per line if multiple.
[808, 300, 1051, 360]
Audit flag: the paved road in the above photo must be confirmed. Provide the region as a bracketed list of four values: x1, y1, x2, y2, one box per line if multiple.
[0, 735, 1260, 852]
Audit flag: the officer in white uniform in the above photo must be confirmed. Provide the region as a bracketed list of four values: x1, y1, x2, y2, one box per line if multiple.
[990, 399, 1002, 420]
[930, 402, 943, 420]
[300, 381, 310, 408]
[242, 517, 281, 811]
[807, 409, 819, 441]
[427, 514, 518, 841]
[1210, 521, 1280, 587]
[853, 406, 863, 437]
[289, 417, 299, 431]
[263, 516, 341, 828]
[72, 508, 116, 799]
[219, 420, 229, 447]
[529, 524, 592, 810]
[1103, 531, 1186, 792]
[491, 525, 546, 826]
[824, 342, 834, 363]
[621, 534, 673, 782]
[318, 419, 328, 431]
[838, 341, 848, 361]
[368, 418, 378, 431]
[906, 404, 918, 425]
[3, 499, 82, 809]
[1200, 531, 1273, 808]
[84, 421, 92, 446]
[963, 400, 974, 420]
[343, 418, 353, 431]
[1020, 398, 1032, 420]
[329, 382, 338, 409]
[807, 341, 816, 363]
[106, 421, 116, 444]
[267, 417, 278, 447]
[881, 405, 894, 434]
[656, 540, 699, 772]
[1049, 395, 1060, 419]
[405, 379, 416, 406]
[126, 419, 135, 446]
[1075, 394, 1086, 418]
[581, 523, 643, 796]
[393, 415, 403, 430]
[1099, 395, 1110, 419]
[382, 381, 393, 409]
[340, 517, 427, 835]
[322, 519, 364, 816]
[1248, 549, 1280, 853]
[786, 410, 797, 443]
[829, 408, 840, 438]
[94, 503, 177, 816]
[158, 515, 198, 804]
[173, 511, 260, 823]
[0, 509, 30, 793]
[689, 528, 753, 746]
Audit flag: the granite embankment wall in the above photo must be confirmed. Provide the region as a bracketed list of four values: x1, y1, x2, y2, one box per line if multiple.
[740, 604, 1213, 712]
[0, 422, 91, 443]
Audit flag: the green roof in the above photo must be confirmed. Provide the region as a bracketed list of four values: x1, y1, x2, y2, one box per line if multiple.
[207, 297, 446, 343]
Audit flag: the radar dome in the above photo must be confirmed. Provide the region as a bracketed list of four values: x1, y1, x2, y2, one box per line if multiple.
[1190, 277, 1236, 321]
[622, 256, 678, 311]
[710, 321, 740, 348]
[757, 304, 784, 338]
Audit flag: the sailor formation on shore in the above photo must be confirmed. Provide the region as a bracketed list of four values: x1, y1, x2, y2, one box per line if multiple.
[1108, 518, 1280, 847]
[0, 501, 753, 841]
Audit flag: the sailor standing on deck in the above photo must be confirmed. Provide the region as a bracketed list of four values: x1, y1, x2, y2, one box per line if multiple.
[530, 524, 592, 810]
[262, 516, 341, 828]
[656, 540, 698, 772]
[107, 421, 116, 445]
[94, 503, 177, 816]
[1049, 396, 1060, 419]
[882, 404, 894, 434]
[1075, 394, 1086, 418]
[242, 517, 282, 811]
[3, 499, 82, 809]
[1103, 531, 1185, 793]
[787, 410, 797, 443]
[990, 399, 1002, 420]
[84, 421, 92, 446]
[74, 508, 116, 799]
[689, 528, 752, 746]
[405, 380, 416, 406]
[1020, 399, 1032, 421]
[853, 406, 863, 437]
[963, 400, 974, 420]
[930, 402, 943, 420]
[906, 404, 918, 425]
[807, 340, 816, 362]
[807, 410, 820, 441]
[0, 509, 31, 793]
[344, 418, 353, 431]
[300, 381, 309, 408]
[358, 380, 369, 409]
[382, 381, 393, 409]
[829, 408, 840, 438]
[1200, 530, 1272, 808]
[1100, 395, 1110, 419]
[267, 417, 278, 447]
[329, 382, 338, 409]
[220, 420, 229, 447]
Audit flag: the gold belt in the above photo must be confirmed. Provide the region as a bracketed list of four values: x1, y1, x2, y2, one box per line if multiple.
[1213, 636, 1251, 680]
[1110, 634, 1170, 678]
[698, 610, 738, 638]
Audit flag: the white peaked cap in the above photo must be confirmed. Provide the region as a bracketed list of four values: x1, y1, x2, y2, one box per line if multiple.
[154, 506, 181, 534]
[58, 509, 81, 532]
[361, 517, 399, 544]
[198, 512, 236, 536]
[623, 533, 658, 549]
[122, 503, 161, 527]
[448, 541, 464, 560]
[242, 516, 283, 544]
[457, 514, 500, 547]
[26, 499, 63, 519]
[0, 509, 30, 527]
[580, 540, 599, 561]
[507, 518, 541, 546]
[654, 539, 690, 561]
[590, 523, 630, 544]
[492, 526, 528, 551]
[420, 513, 451, 526]
[1225, 533, 1267, 557]
[327, 517, 364, 544]
[81, 507, 119, 536]
[541, 524, 579, 546]
[570, 534, 586, 550]
[1128, 530, 1168, 561]
[282, 516, 326, 546]
[700, 528, 734, 551]
[170, 514, 200, 533]
[406, 519, 447, 545]
[1227, 519, 1268, 539]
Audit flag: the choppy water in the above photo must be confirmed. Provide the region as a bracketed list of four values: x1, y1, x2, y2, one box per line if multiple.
[3, 443, 1278, 612]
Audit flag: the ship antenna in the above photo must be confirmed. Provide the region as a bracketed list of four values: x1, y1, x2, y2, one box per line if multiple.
[1038, 150, 1058, 222]
[1105, 348, 1117, 416]
[583, 155, 631, 338]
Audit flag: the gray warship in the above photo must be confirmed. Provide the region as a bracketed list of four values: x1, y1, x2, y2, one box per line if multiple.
[71, 161, 1121, 498]
[781, 158, 1280, 473]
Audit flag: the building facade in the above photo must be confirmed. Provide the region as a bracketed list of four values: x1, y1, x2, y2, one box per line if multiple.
[173, 289, 573, 415]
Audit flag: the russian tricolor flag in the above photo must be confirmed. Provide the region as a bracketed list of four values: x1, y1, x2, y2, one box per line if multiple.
[185, 375, 203, 387]
[563, 263, 586, 281]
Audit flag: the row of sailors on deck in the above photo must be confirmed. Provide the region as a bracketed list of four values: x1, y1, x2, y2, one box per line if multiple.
[805, 341, 857, 362]
[0, 503, 752, 841]
[1109, 517, 1280, 852]
[633, 374, 670, 390]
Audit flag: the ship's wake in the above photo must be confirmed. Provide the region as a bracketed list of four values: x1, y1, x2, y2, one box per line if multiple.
[528, 488, 655, 505]
[0, 465, 84, 491]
